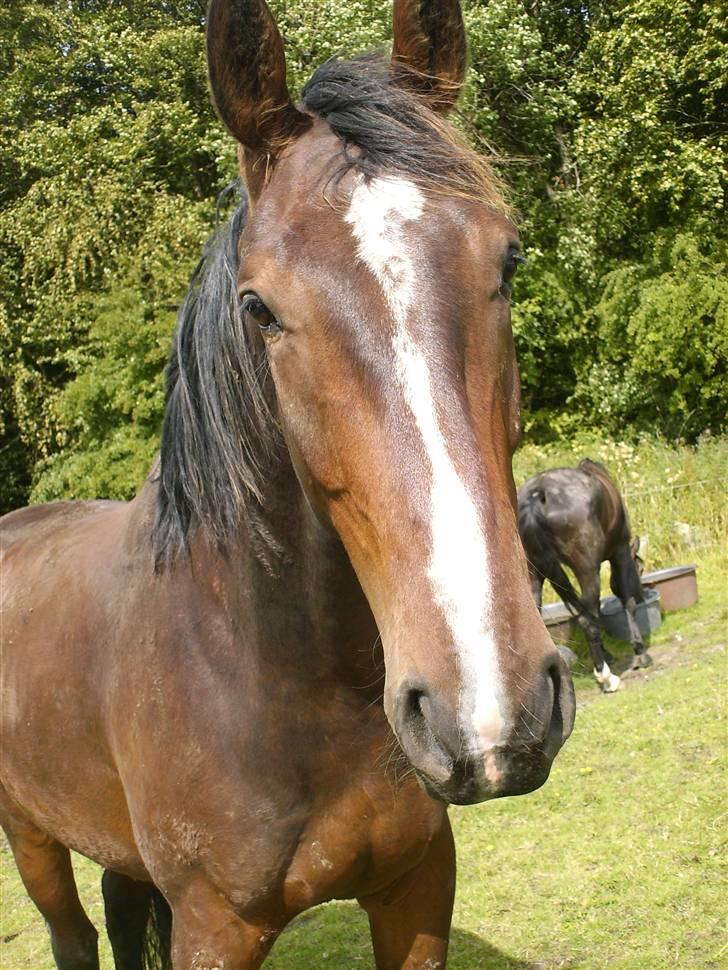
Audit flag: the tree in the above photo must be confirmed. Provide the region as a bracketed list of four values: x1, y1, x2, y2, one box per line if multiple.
[1, 0, 725, 513]
[0, 0, 223, 506]
[564, 0, 727, 437]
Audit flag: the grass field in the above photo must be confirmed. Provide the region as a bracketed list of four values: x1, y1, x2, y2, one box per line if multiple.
[2, 437, 726, 969]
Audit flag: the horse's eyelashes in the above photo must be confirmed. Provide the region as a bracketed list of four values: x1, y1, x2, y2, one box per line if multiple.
[242, 293, 282, 338]
[500, 250, 526, 299]
[241, 293, 270, 320]
[504, 250, 526, 280]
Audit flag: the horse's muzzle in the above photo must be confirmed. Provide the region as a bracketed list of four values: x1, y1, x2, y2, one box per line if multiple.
[393, 653, 576, 805]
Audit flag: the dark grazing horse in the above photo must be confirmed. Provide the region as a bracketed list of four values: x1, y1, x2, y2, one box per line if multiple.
[518, 459, 652, 693]
[0, 2, 576, 968]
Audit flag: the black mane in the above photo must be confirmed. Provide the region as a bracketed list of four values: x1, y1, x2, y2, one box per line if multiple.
[153, 184, 276, 566]
[300, 54, 503, 204]
[154, 54, 504, 565]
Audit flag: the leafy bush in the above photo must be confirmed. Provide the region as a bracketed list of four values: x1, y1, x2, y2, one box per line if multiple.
[580, 233, 728, 439]
[1, 0, 725, 511]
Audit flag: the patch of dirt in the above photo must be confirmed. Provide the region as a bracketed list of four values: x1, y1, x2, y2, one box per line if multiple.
[574, 634, 726, 704]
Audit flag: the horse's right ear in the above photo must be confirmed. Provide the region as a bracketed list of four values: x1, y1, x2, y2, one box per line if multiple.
[207, 0, 311, 195]
[391, 0, 467, 115]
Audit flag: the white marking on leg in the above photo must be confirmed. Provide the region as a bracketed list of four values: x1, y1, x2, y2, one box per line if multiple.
[594, 662, 620, 693]
[346, 176, 505, 752]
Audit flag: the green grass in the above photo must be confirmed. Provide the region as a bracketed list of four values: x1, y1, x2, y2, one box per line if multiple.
[2, 436, 726, 969]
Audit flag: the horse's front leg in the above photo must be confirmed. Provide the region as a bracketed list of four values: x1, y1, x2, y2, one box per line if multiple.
[610, 553, 653, 670]
[623, 597, 653, 668]
[167, 876, 282, 970]
[577, 574, 620, 693]
[358, 819, 455, 970]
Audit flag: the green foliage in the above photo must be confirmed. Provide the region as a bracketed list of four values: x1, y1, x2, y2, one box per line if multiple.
[583, 233, 728, 439]
[0, 0, 726, 511]
[0, 0, 222, 506]
[463, 0, 727, 440]
[271, 0, 391, 90]
[30, 195, 209, 501]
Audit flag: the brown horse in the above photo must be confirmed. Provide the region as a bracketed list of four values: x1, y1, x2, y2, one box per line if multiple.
[518, 459, 652, 694]
[0, 2, 575, 968]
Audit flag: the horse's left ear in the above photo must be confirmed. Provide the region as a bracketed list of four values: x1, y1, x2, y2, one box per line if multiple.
[207, 0, 311, 194]
[391, 0, 467, 115]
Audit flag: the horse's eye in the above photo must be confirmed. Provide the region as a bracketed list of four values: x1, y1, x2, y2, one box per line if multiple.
[501, 249, 526, 298]
[242, 293, 282, 338]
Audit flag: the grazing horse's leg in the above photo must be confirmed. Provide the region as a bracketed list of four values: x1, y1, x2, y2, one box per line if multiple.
[1, 817, 99, 970]
[575, 571, 620, 693]
[623, 600, 653, 668]
[610, 550, 653, 670]
[358, 820, 455, 970]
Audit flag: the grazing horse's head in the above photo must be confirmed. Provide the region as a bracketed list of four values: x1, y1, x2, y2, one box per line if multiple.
[201, 0, 574, 804]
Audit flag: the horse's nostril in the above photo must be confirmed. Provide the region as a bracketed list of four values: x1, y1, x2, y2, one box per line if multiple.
[547, 655, 561, 695]
[402, 686, 445, 752]
[405, 686, 425, 718]
[544, 652, 576, 750]
[545, 658, 561, 738]
[402, 686, 429, 745]
[395, 682, 457, 784]
[516, 653, 574, 756]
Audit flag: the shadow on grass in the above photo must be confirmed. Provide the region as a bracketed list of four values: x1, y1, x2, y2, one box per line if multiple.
[448, 926, 537, 969]
[266, 900, 536, 968]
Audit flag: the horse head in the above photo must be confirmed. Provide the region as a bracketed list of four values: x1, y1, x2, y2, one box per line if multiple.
[204, 0, 575, 804]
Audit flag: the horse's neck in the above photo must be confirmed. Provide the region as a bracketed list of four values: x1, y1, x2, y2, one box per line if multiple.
[198, 467, 382, 691]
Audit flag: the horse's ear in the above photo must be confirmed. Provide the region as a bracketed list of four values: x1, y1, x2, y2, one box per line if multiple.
[207, 0, 310, 194]
[391, 0, 467, 115]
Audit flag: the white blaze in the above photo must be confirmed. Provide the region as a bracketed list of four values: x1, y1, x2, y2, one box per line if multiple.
[346, 175, 505, 751]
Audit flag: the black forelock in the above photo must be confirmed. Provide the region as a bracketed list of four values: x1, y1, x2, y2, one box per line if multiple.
[301, 53, 503, 206]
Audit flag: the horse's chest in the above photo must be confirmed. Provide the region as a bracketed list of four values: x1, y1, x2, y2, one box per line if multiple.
[280, 775, 446, 911]
[130, 682, 446, 914]
[169, 769, 446, 919]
